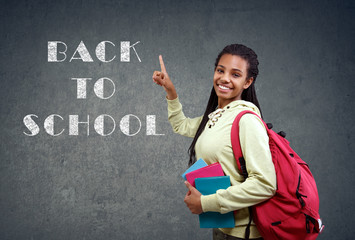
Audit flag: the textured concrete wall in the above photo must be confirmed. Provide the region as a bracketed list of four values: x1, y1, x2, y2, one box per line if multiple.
[1, 0, 354, 239]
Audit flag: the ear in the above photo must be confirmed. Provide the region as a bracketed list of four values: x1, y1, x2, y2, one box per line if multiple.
[243, 77, 254, 89]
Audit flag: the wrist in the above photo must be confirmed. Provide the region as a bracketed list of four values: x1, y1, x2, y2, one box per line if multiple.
[201, 194, 220, 212]
[166, 88, 177, 100]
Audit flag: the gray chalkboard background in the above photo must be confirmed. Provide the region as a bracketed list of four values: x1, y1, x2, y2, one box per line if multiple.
[1, 0, 354, 239]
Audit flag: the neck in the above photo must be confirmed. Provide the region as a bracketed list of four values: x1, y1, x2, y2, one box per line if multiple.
[218, 98, 241, 109]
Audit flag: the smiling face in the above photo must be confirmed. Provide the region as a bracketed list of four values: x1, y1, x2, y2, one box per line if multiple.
[213, 54, 254, 109]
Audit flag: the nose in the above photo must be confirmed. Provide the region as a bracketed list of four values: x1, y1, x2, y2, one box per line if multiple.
[220, 72, 230, 83]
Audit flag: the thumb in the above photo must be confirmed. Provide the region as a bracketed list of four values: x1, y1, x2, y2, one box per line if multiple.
[184, 181, 194, 191]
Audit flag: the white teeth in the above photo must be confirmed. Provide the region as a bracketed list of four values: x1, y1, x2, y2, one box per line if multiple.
[219, 85, 230, 90]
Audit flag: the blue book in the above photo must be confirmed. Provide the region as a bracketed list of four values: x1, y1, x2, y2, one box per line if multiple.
[181, 158, 207, 180]
[195, 176, 235, 228]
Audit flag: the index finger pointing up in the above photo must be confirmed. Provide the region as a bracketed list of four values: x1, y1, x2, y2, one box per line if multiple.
[159, 55, 167, 73]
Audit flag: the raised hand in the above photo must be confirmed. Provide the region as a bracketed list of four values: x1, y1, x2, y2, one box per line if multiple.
[152, 55, 177, 100]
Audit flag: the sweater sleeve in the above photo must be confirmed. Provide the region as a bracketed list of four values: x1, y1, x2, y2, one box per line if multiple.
[200, 114, 276, 213]
[166, 97, 203, 138]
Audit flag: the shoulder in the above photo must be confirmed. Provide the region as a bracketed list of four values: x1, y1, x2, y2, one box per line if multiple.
[227, 100, 262, 118]
[226, 100, 265, 130]
[239, 113, 266, 133]
[231, 101, 266, 134]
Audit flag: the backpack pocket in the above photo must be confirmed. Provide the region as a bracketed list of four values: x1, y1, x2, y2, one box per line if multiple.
[297, 163, 320, 216]
[269, 212, 318, 240]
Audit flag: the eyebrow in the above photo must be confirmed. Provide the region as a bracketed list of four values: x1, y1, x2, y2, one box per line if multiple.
[217, 65, 243, 73]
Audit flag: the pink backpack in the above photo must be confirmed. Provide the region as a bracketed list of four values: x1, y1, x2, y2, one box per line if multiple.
[231, 110, 324, 240]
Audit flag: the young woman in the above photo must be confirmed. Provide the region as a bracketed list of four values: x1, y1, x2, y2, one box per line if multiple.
[152, 44, 276, 240]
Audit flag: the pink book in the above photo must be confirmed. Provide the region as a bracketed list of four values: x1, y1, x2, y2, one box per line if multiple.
[185, 162, 225, 187]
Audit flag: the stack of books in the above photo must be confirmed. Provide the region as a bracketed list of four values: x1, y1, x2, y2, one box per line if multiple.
[181, 158, 235, 228]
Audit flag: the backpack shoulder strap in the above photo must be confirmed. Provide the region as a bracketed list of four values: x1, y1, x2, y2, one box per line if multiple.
[231, 110, 268, 175]
[231, 110, 268, 240]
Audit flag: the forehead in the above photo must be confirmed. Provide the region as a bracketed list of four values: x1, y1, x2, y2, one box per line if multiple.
[218, 54, 248, 71]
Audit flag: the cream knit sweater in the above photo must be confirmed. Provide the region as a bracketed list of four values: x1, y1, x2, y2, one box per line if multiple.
[167, 97, 276, 239]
